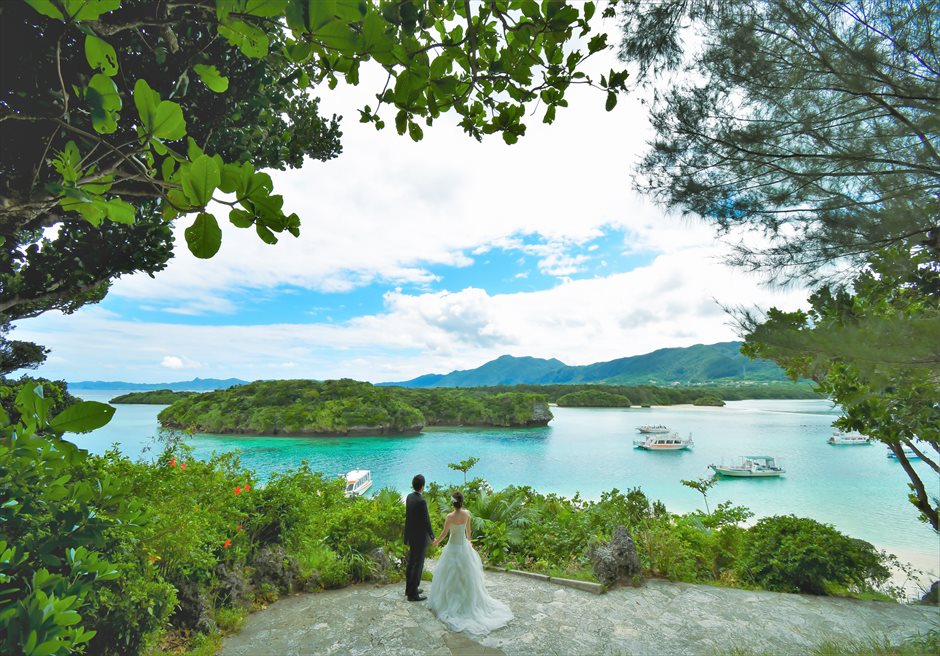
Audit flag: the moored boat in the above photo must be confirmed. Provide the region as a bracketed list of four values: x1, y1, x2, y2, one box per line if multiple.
[636, 424, 670, 434]
[633, 432, 693, 450]
[887, 446, 920, 460]
[344, 469, 373, 496]
[828, 431, 872, 445]
[710, 456, 785, 478]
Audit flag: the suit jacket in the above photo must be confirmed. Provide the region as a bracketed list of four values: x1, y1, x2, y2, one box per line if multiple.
[404, 491, 434, 548]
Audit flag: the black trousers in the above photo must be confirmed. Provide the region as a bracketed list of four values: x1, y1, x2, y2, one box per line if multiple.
[405, 541, 426, 597]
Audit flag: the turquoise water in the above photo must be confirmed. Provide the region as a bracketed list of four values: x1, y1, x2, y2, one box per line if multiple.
[74, 391, 938, 562]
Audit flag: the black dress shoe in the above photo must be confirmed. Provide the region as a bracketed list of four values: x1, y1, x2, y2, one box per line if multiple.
[404, 588, 424, 596]
[407, 595, 427, 602]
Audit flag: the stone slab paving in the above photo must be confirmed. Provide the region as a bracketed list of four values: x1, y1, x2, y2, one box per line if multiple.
[222, 569, 939, 656]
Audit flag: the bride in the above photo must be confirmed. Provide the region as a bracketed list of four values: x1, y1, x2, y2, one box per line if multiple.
[428, 491, 513, 635]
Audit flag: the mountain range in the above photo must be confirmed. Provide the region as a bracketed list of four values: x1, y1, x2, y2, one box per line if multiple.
[67, 342, 786, 391]
[381, 342, 787, 388]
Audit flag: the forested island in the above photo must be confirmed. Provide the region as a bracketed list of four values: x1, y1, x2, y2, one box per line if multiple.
[157, 379, 553, 436]
[110, 390, 197, 404]
[155, 378, 819, 435]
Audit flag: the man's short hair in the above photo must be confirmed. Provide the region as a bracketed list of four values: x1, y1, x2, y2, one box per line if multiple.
[412, 474, 425, 491]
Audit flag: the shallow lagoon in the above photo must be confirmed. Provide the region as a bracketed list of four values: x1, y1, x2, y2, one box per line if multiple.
[76, 392, 938, 569]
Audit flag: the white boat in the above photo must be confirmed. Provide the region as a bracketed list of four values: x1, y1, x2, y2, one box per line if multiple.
[636, 424, 671, 434]
[344, 469, 373, 497]
[828, 431, 872, 445]
[710, 456, 785, 478]
[633, 432, 693, 450]
[887, 446, 920, 460]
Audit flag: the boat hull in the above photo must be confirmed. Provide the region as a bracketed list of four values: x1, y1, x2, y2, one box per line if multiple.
[710, 466, 784, 478]
[635, 443, 692, 451]
[827, 438, 872, 445]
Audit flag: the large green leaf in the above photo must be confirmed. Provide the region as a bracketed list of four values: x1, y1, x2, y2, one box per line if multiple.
[48, 401, 114, 434]
[193, 64, 229, 93]
[86, 74, 121, 134]
[104, 198, 135, 224]
[181, 155, 221, 206]
[255, 223, 278, 244]
[152, 100, 186, 140]
[185, 212, 223, 258]
[242, 0, 288, 17]
[133, 79, 160, 129]
[24, 0, 64, 19]
[85, 34, 118, 76]
[229, 208, 254, 228]
[219, 20, 270, 58]
[68, 0, 120, 20]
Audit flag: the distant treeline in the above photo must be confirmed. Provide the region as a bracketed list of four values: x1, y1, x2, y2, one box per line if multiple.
[157, 379, 553, 436]
[471, 382, 820, 406]
[110, 390, 197, 404]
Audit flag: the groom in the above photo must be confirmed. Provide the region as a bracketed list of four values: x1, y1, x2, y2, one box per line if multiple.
[403, 474, 434, 601]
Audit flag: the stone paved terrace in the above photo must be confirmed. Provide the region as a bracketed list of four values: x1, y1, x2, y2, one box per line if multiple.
[222, 568, 940, 656]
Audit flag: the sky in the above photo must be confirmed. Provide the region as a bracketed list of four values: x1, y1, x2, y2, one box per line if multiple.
[16, 17, 808, 384]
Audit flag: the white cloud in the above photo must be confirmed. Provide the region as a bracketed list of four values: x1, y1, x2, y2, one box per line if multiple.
[19, 246, 807, 383]
[161, 355, 199, 369]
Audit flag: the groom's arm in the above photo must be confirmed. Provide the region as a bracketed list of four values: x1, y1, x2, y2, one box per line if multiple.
[422, 498, 434, 541]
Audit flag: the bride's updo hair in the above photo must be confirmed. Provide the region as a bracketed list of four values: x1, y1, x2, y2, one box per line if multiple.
[451, 491, 464, 510]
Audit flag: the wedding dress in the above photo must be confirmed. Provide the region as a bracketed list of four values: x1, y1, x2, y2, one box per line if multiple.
[428, 518, 513, 635]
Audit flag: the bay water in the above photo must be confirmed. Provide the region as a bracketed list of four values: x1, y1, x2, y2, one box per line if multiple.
[74, 391, 938, 573]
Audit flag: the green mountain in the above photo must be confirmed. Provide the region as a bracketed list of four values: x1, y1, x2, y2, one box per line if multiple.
[382, 342, 787, 388]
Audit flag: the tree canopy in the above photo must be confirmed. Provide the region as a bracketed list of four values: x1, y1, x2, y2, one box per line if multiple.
[0, 0, 628, 365]
[618, 0, 939, 529]
[619, 0, 939, 284]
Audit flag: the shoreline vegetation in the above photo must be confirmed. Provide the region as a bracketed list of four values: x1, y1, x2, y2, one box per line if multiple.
[110, 389, 198, 404]
[134, 378, 818, 436]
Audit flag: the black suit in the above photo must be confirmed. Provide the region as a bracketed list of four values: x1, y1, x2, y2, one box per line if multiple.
[403, 490, 434, 598]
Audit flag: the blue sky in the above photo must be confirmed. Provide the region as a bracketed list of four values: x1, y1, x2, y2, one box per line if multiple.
[15, 24, 807, 384]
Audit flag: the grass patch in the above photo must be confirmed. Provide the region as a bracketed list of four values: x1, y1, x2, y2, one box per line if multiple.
[214, 607, 248, 634]
[717, 630, 940, 656]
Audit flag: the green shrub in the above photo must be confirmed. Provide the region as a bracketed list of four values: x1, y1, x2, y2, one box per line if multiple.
[737, 515, 890, 594]
[0, 384, 147, 655]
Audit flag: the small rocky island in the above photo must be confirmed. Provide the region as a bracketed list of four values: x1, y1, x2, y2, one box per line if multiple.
[157, 379, 553, 437]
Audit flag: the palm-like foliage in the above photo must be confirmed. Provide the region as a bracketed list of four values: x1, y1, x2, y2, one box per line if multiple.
[467, 488, 536, 547]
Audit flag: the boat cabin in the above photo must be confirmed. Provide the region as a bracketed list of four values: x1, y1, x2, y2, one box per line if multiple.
[344, 469, 373, 497]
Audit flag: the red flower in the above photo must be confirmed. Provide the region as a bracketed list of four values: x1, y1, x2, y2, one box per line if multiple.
[234, 486, 242, 495]
[223, 539, 231, 549]
[180, 462, 187, 470]
[169, 457, 177, 468]
[244, 484, 251, 492]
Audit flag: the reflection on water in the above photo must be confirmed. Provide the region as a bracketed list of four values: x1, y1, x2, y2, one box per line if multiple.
[73, 391, 938, 563]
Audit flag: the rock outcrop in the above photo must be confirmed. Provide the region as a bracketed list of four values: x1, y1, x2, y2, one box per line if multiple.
[589, 526, 642, 588]
[368, 547, 393, 583]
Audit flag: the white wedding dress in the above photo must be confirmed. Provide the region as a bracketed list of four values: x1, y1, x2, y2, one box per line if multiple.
[428, 517, 513, 635]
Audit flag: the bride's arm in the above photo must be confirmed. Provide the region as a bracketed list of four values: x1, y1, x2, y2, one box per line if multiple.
[432, 516, 450, 547]
[466, 514, 471, 541]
